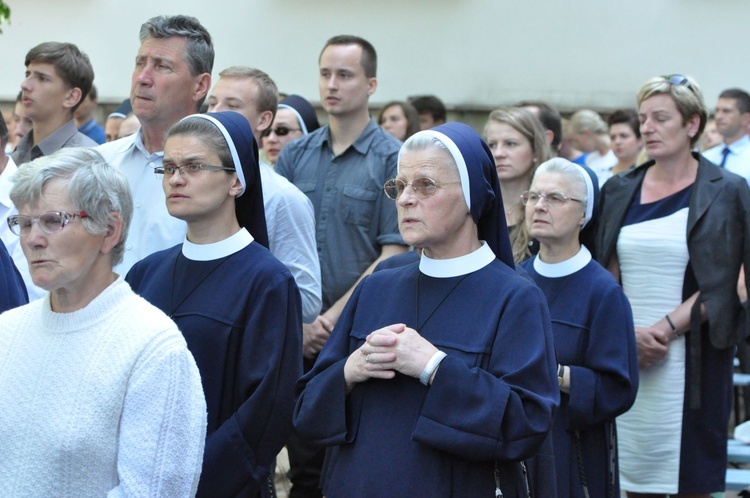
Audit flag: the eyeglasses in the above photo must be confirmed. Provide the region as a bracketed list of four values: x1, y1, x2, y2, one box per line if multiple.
[521, 191, 582, 209]
[7, 210, 88, 236]
[261, 126, 301, 138]
[383, 177, 461, 200]
[154, 164, 236, 177]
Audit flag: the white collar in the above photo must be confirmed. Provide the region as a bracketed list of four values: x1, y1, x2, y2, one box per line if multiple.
[182, 227, 253, 261]
[419, 241, 495, 278]
[533, 245, 591, 278]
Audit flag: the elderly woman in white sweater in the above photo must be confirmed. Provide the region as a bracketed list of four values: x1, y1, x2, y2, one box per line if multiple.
[0, 148, 207, 497]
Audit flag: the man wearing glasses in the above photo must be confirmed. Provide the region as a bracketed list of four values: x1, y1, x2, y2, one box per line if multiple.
[207, 66, 322, 323]
[275, 35, 407, 498]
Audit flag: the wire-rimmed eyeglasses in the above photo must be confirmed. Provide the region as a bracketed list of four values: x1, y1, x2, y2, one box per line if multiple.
[154, 164, 236, 177]
[521, 191, 582, 209]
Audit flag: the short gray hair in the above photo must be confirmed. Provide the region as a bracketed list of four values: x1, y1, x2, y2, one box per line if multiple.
[10, 148, 133, 266]
[140, 15, 214, 77]
[532, 157, 588, 211]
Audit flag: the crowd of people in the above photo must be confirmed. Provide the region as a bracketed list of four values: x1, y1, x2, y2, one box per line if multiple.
[0, 12, 750, 498]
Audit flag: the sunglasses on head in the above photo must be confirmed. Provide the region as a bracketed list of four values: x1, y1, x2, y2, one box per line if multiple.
[662, 74, 693, 91]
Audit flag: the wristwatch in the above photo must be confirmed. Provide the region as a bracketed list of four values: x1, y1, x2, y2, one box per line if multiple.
[558, 364, 565, 387]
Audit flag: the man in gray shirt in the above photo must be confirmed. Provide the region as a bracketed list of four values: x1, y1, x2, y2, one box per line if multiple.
[12, 42, 97, 165]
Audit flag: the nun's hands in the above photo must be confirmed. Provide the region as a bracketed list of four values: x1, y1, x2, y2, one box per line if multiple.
[343, 324, 439, 392]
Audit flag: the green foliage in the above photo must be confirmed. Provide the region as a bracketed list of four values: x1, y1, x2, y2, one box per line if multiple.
[0, 1, 10, 34]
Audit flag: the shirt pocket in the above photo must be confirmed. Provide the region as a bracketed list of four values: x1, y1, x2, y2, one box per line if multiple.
[296, 181, 317, 196]
[551, 319, 589, 364]
[342, 186, 378, 227]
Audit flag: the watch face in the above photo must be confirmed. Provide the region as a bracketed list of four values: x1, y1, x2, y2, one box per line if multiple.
[558, 375, 564, 387]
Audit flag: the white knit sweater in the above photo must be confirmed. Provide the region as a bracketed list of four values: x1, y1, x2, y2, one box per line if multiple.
[0, 277, 207, 497]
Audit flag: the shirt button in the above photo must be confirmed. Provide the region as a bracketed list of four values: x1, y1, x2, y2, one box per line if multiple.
[126, 244, 133, 250]
[326, 186, 332, 192]
[136, 202, 142, 208]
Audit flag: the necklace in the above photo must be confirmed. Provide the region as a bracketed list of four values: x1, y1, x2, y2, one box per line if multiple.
[415, 272, 470, 331]
[168, 252, 232, 318]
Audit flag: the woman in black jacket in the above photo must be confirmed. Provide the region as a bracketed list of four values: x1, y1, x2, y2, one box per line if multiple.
[596, 74, 750, 497]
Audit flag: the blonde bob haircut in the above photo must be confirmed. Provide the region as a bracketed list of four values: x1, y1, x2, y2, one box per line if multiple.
[636, 74, 707, 147]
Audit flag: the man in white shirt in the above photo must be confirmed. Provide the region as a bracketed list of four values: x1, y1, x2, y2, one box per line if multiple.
[207, 66, 322, 322]
[97, 15, 212, 275]
[703, 88, 750, 180]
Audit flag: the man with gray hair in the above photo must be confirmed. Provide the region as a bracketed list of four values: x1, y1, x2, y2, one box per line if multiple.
[207, 66, 322, 322]
[97, 14, 213, 274]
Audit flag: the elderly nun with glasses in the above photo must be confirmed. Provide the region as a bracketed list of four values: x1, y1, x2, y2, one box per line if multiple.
[520, 157, 638, 498]
[126, 111, 302, 497]
[596, 75, 750, 497]
[0, 148, 206, 497]
[293, 122, 559, 497]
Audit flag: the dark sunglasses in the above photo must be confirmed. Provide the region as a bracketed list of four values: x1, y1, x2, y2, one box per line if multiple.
[262, 126, 301, 138]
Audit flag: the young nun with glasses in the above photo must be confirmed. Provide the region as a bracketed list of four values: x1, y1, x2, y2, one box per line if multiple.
[126, 111, 302, 497]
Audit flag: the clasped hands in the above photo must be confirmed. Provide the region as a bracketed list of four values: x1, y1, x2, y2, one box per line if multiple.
[343, 324, 438, 388]
[635, 325, 673, 369]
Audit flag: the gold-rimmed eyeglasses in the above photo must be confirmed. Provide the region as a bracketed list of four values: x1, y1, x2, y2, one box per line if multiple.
[383, 177, 461, 200]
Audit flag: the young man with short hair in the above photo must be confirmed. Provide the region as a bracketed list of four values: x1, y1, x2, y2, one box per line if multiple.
[276, 34, 407, 498]
[12, 42, 97, 165]
[207, 66, 323, 322]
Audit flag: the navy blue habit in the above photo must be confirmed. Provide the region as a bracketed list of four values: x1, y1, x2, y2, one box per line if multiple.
[127, 112, 302, 497]
[293, 123, 559, 497]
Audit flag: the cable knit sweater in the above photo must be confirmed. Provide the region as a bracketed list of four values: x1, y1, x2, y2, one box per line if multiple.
[0, 277, 207, 497]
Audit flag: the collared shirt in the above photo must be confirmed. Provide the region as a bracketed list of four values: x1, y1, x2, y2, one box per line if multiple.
[276, 118, 406, 310]
[11, 120, 98, 165]
[78, 118, 106, 145]
[260, 161, 322, 322]
[704, 134, 750, 181]
[97, 130, 187, 275]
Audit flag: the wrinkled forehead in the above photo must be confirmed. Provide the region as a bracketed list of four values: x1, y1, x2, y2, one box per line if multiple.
[398, 146, 457, 178]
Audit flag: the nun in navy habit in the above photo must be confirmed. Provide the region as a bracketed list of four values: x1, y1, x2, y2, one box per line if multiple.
[293, 122, 559, 497]
[520, 158, 638, 497]
[126, 111, 302, 497]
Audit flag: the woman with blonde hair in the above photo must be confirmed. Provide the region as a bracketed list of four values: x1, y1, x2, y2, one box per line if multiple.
[485, 107, 550, 263]
[597, 74, 750, 497]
